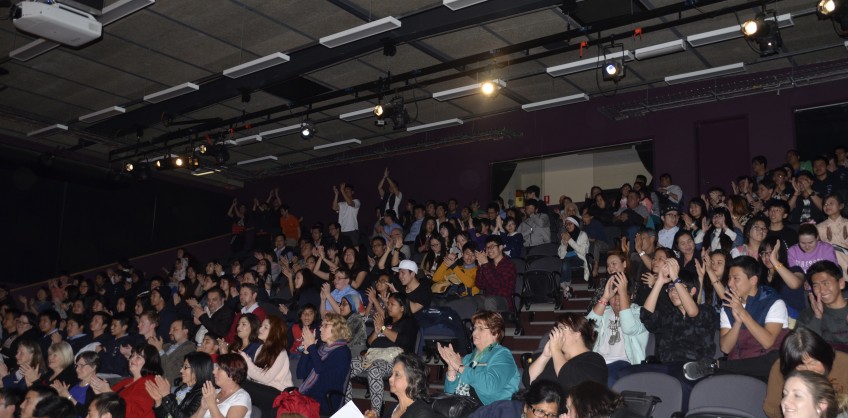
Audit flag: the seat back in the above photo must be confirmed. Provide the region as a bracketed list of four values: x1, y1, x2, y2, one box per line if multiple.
[613, 371, 683, 418]
[686, 375, 768, 418]
[526, 242, 559, 258]
[522, 270, 561, 304]
[526, 255, 563, 273]
[444, 298, 479, 321]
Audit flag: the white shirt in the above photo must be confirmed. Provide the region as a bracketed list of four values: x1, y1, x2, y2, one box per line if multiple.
[338, 199, 361, 232]
[719, 299, 789, 329]
[657, 226, 679, 249]
[204, 388, 251, 418]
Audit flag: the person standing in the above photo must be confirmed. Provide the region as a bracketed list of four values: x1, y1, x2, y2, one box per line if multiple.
[332, 183, 361, 247]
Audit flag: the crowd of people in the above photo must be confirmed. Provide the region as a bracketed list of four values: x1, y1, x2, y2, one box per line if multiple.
[3, 149, 848, 418]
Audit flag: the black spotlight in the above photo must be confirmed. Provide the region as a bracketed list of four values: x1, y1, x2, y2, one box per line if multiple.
[373, 96, 409, 130]
[602, 60, 625, 82]
[300, 121, 316, 139]
[213, 144, 230, 165]
[131, 163, 150, 180]
[123, 162, 135, 173]
[817, 0, 848, 35]
[742, 13, 782, 56]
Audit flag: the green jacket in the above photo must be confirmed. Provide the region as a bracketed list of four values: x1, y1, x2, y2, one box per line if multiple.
[443, 343, 520, 405]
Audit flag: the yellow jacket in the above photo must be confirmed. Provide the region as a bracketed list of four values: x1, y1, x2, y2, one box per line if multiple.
[432, 262, 479, 296]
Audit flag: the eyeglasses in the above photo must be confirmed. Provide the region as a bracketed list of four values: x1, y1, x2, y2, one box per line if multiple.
[666, 283, 688, 293]
[472, 326, 490, 332]
[15, 319, 29, 325]
[75, 363, 90, 369]
[181, 364, 192, 370]
[530, 406, 558, 418]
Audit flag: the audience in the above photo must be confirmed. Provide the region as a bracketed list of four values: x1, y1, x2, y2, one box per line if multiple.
[7, 146, 848, 418]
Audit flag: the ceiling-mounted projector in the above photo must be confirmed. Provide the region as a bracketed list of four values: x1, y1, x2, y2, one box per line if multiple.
[11, 1, 102, 47]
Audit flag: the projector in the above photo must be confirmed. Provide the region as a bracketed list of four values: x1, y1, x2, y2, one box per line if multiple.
[11, 1, 102, 47]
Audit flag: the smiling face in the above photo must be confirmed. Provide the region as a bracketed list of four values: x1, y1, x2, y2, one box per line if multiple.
[300, 308, 316, 327]
[798, 234, 819, 253]
[137, 315, 156, 337]
[728, 266, 756, 299]
[810, 271, 846, 307]
[199, 335, 218, 354]
[676, 233, 695, 256]
[75, 357, 95, 381]
[749, 220, 767, 244]
[129, 351, 145, 376]
[781, 376, 825, 418]
[20, 390, 41, 418]
[319, 321, 334, 344]
[180, 359, 196, 386]
[606, 255, 626, 274]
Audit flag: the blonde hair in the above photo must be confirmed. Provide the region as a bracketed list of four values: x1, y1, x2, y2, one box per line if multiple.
[786, 370, 848, 418]
[48, 341, 74, 370]
[324, 313, 352, 342]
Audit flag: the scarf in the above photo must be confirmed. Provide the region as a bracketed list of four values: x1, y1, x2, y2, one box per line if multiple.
[299, 340, 348, 394]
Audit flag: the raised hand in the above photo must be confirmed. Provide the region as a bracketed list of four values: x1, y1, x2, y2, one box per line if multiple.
[809, 287, 825, 319]
[641, 272, 657, 288]
[52, 380, 71, 398]
[302, 325, 317, 348]
[90, 376, 112, 394]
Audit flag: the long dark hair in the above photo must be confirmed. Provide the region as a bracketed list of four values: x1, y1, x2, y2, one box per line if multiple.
[134, 344, 163, 377]
[387, 292, 411, 324]
[231, 313, 261, 353]
[518, 380, 565, 413]
[255, 316, 288, 370]
[780, 327, 836, 377]
[567, 381, 622, 417]
[184, 352, 213, 387]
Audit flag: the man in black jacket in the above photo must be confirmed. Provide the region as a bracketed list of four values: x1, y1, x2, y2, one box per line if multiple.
[193, 286, 232, 344]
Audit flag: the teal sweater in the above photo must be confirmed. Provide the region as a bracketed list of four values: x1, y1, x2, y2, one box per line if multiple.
[587, 304, 649, 365]
[443, 343, 520, 405]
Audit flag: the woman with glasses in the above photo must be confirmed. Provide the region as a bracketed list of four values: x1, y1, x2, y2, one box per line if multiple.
[731, 215, 769, 260]
[467, 379, 565, 418]
[51, 350, 99, 416]
[523, 313, 607, 393]
[147, 352, 213, 418]
[438, 311, 520, 405]
[298, 312, 352, 415]
[420, 236, 447, 280]
[90, 344, 163, 418]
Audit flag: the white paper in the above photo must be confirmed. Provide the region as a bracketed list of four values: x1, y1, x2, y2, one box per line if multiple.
[330, 401, 366, 418]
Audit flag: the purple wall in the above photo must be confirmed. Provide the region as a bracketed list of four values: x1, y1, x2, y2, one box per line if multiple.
[245, 77, 848, 229]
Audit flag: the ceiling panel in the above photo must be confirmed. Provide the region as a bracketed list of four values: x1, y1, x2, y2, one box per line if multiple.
[419, 25, 511, 60]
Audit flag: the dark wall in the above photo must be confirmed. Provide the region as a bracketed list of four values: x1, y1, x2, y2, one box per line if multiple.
[2, 152, 233, 284]
[244, 77, 848, 230]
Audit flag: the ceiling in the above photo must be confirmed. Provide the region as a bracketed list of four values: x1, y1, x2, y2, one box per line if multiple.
[0, 0, 846, 188]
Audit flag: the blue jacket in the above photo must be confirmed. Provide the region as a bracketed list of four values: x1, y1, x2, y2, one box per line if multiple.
[296, 342, 352, 414]
[443, 343, 520, 405]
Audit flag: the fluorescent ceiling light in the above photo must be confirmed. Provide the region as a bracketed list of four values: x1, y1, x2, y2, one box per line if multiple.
[665, 62, 745, 85]
[313, 139, 362, 150]
[79, 106, 126, 123]
[261, 125, 302, 138]
[27, 123, 68, 137]
[9, 39, 60, 62]
[237, 155, 278, 166]
[687, 13, 793, 47]
[191, 168, 220, 176]
[143, 82, 199, 103]
[443, 0, 488, 10]
[546, 51, 633, 77]
[320, 16, 401, 48]
[433, 79, 506, 101]
[522, 93, 589, 112]
[339, 107, 377, 121]
[99, 0, 154, 25]
[223, 52, 290, 78]
[224, 134, 262, 146]
[634, 39, 687, 60]
[407, 118, 463, 133]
